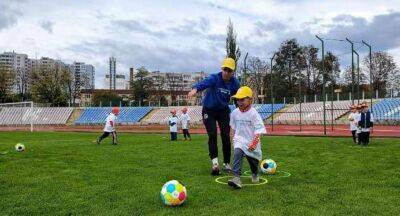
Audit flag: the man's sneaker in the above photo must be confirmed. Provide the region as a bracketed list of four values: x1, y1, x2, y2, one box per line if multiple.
[223, 163, 232, 173]
[252, 174, 259, 183]
[96, 138, 100, 145]
[228, 176, 242, 189]
[211, 165, 220, 176]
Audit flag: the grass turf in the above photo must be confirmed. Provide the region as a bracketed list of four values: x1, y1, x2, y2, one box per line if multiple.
[0, 132, 400, 215]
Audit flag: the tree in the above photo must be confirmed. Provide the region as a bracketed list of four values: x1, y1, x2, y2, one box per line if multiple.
[363, 51, 397, 97]
[226, 18, 241, 69]
[131, 66, 152, 105]
[92, 90, 121, 106]
[30, 64, 70, 106]
[303, 45, 321, 95]
[0, 64, 15, 103]
[246, 56, 268, 103]
[273, 39, 307, 101]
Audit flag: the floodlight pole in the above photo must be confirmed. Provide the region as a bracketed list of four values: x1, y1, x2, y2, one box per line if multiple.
[353, 50, 360, 104]
[270, 53, 276, 131]
[362, 40, 373, 114]
[316, 35, 327, 135]
[346, 38, 355, 105]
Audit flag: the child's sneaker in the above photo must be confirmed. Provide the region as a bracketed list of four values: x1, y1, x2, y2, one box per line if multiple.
[211, 164, 220, 176]
[223, 163, 232, 173]
[252, 174, 259, 183]
[228, 177, 242, 189]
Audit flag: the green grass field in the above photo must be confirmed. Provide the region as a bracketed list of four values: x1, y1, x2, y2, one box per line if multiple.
[1, 132, 400, 215]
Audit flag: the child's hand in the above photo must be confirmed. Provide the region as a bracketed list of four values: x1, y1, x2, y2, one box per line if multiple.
[248, 143, 257, 151]
[248, 134, 260, 151]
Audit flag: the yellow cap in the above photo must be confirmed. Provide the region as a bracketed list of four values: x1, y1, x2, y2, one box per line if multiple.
[221, 57, 236, 71]
[232, 86, 253, 99]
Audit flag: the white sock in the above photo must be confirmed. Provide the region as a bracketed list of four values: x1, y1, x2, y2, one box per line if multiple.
[212, 158, 219, 166]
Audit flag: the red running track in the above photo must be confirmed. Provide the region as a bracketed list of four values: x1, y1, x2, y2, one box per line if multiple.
[1, 124, 399, 137]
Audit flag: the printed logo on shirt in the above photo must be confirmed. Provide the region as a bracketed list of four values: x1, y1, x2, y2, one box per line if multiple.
[218, 88, 231, 95]
[203, 114, 208, 120]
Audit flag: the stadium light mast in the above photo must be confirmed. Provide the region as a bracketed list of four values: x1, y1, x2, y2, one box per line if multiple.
[346, 38, 355, 105]
[270, 53, 276, 131]
[316, 35, 327, 135]
[353, 50, 360, 104]
[362, 40, 373, 114]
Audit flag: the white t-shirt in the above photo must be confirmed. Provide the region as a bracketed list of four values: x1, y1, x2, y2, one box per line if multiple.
[353, 112, 361, 133]
[103, 113, 117, 132]
[348, 112, 358, 131]
[180, 113, 191, 129]
[169, 116, 179, 132]
[230, 107, 267, 160]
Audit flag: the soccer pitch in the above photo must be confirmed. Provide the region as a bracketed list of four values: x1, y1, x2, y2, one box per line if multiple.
[1, 132, 399, 215]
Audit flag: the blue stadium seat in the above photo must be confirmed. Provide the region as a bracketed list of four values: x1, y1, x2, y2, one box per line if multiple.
[228, 104, 285, 120]
[75, 107, 153, 125]
[371, 98, 400, 121]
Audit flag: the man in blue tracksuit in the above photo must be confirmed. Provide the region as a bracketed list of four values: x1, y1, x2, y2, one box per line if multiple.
[188, 57, 240, 175]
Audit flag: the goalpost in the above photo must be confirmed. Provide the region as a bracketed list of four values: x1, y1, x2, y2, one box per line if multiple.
[0, 101, 34, 132]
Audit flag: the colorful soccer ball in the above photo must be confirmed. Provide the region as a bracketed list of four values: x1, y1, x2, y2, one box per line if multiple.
[160, 180, 187, 206]
[260, 159, 277, 174]
[15, 143, 25, 152]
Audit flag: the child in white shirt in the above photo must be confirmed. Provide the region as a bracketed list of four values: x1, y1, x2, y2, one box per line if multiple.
[169, 109, 179, 141]
[96, 107, 119, 145]
[228, 86, 266, 189]
[180, 107, 191, 141]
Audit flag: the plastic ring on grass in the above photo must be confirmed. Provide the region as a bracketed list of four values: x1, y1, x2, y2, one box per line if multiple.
[243, 170, 291, 178]
[215, 175, 268, 186]
[348, 145, 376, 149]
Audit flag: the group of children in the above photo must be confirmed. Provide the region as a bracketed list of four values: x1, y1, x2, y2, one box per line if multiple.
[94, 86, 266, 189]
[95, 90, 377, 189]
[168, 107, 192, 141]
[348, 102, 374, 146]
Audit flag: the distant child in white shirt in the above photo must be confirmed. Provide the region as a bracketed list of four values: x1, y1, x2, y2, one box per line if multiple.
[180, 107, 191, 141]
[96, 107, 119, 145]
[169, 109, 179, 141]
[228, 86, 266, 189]
[348, 105, 358, 143]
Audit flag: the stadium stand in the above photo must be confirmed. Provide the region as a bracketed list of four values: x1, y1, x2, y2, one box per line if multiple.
[0, 107, 74, 125]
[274, 100, 352, 124]
[371, 98, 400, 123]
[230, 104, 286, 120]
[75, 107, 152, 125]
[141, 106, 203, 125]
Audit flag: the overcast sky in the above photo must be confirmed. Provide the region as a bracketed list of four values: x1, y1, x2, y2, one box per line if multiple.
[1, 0, 400, 88]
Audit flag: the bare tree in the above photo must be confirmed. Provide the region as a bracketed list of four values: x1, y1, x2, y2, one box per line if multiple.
[246, 56, 268, 103]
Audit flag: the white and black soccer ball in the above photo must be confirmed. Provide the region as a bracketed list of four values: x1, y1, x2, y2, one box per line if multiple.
[15, 143, 25, 152]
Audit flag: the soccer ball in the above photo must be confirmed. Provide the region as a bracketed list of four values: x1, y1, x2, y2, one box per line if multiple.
[15, 143, 25, 152]
[260, 159, 277, 174]
[160, 180, 187, 206]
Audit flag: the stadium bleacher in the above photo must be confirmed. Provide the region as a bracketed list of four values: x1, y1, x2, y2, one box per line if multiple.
[371, 98, 400, 122]
[0, 107, 74, 125]
[274, 100, 352, 124]
[75, 107, 153, 125]
[141, 106, 203, 125]
[229, 104, 285, 120]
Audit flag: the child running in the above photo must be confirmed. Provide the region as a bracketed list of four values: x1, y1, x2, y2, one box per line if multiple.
[227, 86, 266, 189]
[96, 107, 119, 145]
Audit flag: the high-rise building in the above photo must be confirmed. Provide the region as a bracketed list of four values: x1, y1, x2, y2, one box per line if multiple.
[72, 62, 95, 91]
[0, 52, 30, 94]
[85, 64, 95, 89]
[105, 74, 128, 90]
[109, 57, 116, 90]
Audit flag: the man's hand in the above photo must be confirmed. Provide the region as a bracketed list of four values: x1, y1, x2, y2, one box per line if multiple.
[188, 89, 197, 98]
